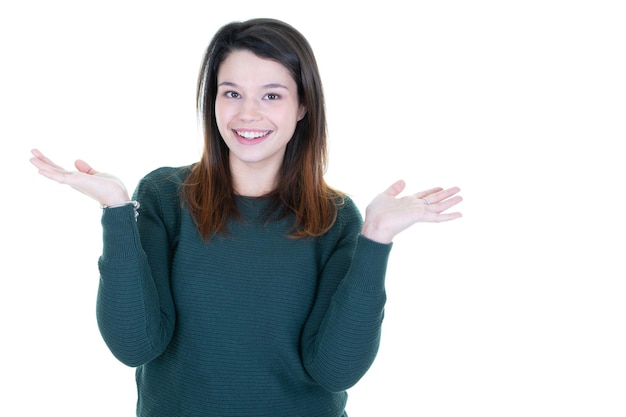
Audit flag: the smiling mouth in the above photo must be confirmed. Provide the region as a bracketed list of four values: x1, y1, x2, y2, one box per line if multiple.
[235, 130, 272, 140]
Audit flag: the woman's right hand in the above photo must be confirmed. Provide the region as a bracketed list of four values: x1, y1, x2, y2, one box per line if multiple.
[30, 149, 130, 206]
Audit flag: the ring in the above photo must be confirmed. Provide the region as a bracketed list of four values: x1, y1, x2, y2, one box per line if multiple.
[422, 198, 430, 205]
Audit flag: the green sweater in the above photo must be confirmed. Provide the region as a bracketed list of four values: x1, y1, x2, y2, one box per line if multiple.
[96, 166, 392, 417]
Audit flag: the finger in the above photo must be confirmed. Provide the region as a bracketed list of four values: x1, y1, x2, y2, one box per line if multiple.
[432, 211, 463, 222]
[75, 159, 98, 175]
[423, 186, 461, 204]
[30, 155, 66, 176]
[415, 187, 443, 200]
[30, 150, 78, 184]
[430, 195, 463, 212]
[30, 149, 66, 171]
[383, 179, 406, 197]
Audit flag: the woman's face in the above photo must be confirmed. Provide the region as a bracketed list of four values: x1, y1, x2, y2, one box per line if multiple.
[215, 49, 306, 176]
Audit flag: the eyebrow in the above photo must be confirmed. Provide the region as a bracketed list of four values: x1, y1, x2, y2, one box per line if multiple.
[217, 81, 290, 90]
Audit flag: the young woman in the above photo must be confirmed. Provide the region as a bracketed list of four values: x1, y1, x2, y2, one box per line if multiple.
[30, 18, 462, 417]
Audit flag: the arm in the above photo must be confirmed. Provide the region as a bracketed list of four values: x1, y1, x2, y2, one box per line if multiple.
[301, 200, 390, 392]
[30, 150, 177, 366]
[301, 183, 462, 391]
[96, 175, 177, 366]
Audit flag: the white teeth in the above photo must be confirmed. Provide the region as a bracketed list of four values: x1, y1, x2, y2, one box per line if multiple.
[236, 130, 270, 139]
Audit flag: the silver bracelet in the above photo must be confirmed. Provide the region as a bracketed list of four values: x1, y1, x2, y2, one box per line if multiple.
[101, 200, 140, 220]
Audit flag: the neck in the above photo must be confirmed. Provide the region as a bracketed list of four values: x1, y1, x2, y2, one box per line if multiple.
[230, 160, 280, 197]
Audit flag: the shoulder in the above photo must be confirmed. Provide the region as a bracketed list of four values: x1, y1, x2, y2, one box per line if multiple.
[140, 165, 193, 187]
[312, 194, 363, 264]
[335, 194, 363, 227]
[133, 164, 194, 209]
[321, 194, 362, 244]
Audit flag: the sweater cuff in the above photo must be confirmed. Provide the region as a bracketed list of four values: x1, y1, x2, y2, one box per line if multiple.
[100, 204, 142, 260]
[351, 235, 393, 293]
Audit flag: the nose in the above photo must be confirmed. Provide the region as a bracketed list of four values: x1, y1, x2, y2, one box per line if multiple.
[238, 97, 262, 121]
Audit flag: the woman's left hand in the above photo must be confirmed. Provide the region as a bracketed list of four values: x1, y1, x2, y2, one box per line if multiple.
[361, 180, 463, 244]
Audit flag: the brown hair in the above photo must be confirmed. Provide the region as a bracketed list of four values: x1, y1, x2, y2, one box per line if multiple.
[182, 18, 343, 240]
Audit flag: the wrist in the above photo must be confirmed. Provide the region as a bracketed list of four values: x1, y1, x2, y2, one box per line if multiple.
[361, 221, 393, 244]
[101, 200, 140, 220]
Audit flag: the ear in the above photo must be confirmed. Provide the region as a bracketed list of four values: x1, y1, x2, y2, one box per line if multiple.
[297, 104, 307, 121]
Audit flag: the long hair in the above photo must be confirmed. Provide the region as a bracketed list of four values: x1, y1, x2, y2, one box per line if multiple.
[182, 18, 343, 240]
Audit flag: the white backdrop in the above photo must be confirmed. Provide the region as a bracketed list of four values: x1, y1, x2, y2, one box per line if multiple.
[2, 1, 625, 416]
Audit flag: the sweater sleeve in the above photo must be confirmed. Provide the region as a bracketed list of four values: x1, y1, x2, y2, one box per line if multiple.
[96, 173, 177, 367]
[301, 199, 392, 392]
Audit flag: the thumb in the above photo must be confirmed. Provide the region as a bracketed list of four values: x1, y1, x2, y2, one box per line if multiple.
[384, 179, 406, 197]
[74, 159, 97, 175]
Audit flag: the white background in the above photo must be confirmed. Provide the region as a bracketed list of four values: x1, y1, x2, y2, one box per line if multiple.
[2, 1, 625, 416]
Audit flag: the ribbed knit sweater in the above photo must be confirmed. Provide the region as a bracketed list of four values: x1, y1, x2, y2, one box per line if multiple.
[96, 166, 392, 417]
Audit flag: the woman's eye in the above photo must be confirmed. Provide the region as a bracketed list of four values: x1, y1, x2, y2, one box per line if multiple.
[264, 93, 280, 100]
[225, 91, 240, 98]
